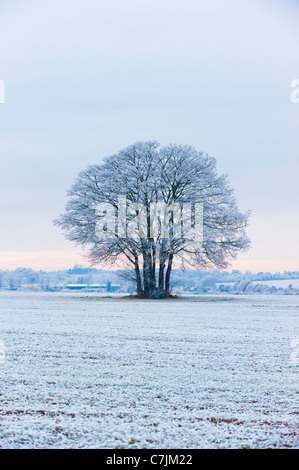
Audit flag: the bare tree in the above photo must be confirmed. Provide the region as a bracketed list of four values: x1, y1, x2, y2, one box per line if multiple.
[54, 141, 250, 298]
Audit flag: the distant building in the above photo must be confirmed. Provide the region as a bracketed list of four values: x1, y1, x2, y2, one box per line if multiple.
[66, 283, 120, 292]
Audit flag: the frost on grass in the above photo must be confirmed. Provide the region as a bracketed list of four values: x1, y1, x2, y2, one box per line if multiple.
[0, 292, 298, 449]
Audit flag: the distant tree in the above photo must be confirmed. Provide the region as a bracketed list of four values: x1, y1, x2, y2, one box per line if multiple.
[54, 141, 250, 298]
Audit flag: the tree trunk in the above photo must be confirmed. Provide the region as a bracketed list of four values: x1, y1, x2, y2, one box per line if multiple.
[150, 242, 156, 294]
[165, 253, 173, 298]
[142, 248, 152, 297]
[134, 257, 142, 297]
[159, 261, 165, 292]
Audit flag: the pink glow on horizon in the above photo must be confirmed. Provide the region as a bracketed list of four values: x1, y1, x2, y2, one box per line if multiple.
[0, 250, 297, 274]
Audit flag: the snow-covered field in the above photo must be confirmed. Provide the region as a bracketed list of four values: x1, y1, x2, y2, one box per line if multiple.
[0, 292, 298, 449]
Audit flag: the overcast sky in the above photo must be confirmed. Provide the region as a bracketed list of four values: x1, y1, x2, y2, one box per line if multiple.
[0, 0, 298, 271]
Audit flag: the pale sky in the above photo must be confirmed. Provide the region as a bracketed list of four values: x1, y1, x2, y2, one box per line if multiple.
[0, 0, 298, 272]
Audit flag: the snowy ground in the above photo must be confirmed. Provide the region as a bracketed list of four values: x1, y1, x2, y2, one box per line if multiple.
[0, 292, 298, 449]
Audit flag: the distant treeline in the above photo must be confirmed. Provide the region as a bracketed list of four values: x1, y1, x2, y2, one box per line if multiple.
[0, 266, 298, 295]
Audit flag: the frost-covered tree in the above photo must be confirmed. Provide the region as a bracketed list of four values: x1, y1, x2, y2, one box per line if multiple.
[54, 141, 250, 298]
